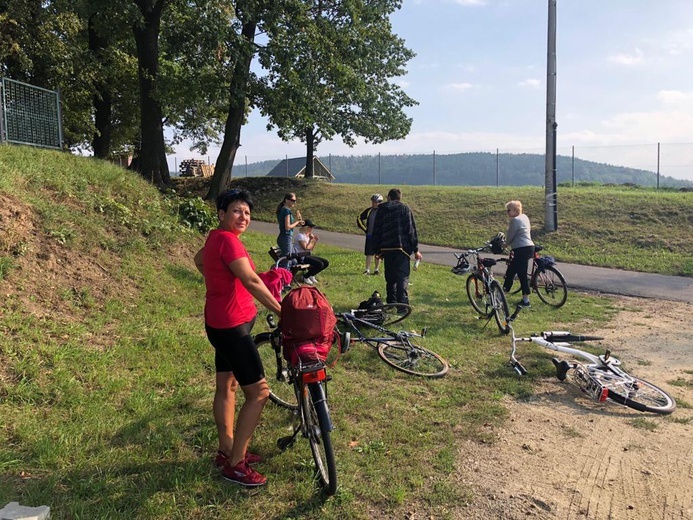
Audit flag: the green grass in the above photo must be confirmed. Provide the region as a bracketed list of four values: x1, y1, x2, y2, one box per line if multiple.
[225, 176, 693, 276]
[0, 144, 686, 518]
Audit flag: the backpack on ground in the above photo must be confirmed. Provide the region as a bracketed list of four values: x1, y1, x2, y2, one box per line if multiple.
[280, 286, 338, 365]
[358, 291, 383, 310]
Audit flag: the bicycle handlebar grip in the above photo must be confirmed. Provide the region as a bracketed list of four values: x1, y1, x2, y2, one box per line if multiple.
[545, 332, 603, 342]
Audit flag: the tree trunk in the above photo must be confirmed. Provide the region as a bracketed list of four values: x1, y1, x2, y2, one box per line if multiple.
[89, 13, 112, 159]
[206, 20, 257, 201]
[305, 127, 315, 178]
[132, 0, 170, 187]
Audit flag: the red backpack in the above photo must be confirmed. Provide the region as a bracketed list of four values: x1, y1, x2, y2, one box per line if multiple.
[280, 286, 338, 365]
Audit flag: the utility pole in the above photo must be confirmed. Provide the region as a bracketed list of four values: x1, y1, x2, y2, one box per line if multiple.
[545, 0, 558, 231]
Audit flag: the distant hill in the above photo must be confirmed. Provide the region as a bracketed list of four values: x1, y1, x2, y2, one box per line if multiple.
[232, 152, 693, 188]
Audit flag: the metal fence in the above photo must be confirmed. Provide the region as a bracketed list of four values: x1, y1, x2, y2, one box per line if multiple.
[0, 77, 63, 149]
[169, 141, 693, 188]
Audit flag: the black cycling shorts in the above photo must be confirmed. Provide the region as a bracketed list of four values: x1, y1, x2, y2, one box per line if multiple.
[205, 318, 265, 386]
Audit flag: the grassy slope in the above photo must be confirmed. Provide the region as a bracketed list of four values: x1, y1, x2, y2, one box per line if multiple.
[0, 145, 684, 519]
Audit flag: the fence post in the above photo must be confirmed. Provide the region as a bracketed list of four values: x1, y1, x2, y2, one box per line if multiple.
[433, 150, 436, 186]
[656, 142, 660, 189]
[571, 145, 574, 186]
[286, 154, 289, 177]
[245, 155, 248, 177]
[496, 148, 499, 187]
[378, 152, 381, 185]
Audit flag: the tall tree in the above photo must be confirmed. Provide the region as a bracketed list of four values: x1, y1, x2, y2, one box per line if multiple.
[257, 0, 417, 178]
[131, 0, 170, 186]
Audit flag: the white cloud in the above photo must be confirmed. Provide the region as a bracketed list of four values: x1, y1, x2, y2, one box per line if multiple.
[656, 90, 693, 104]
[518, 78, 541, 88]
[450, 0, 487, 5]
[660, 28, 693, 56]
[444, 82, 475, 92]
[608, 48, 644, 66]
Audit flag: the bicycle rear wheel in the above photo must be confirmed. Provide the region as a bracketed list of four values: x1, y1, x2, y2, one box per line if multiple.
[254, 334, 298, 410]
[355, 303, 412, 326]
[304, 382, 337, 495]
[588, 368, 676, 415]
[533, 265, 568, 308]
[377, 340, 449, 378]
[466, 273, 491, 316]
[489, 280, 510, 334]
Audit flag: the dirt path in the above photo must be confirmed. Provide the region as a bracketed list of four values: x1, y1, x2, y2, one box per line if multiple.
[453, 296, 693, 520]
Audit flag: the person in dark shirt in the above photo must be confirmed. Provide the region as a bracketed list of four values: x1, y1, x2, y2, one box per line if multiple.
[371, 188, 422, 305]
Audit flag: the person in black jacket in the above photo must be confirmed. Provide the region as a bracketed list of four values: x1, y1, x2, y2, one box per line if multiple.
[371, 188, 422, 305]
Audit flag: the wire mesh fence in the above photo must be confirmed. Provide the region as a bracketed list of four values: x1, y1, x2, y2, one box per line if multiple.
[0, 78, 62, 149]
[169, 142, 693, 188]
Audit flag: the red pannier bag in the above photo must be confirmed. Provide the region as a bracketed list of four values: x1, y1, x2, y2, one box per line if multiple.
[280, 286, 338, 365]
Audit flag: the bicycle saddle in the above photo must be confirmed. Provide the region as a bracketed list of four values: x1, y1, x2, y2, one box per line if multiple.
[482, 258, 496, 268]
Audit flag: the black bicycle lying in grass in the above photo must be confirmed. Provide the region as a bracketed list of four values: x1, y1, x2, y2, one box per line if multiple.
[253, 316, 340, 495]
[505, 306, 676, 414]
[336, 309, 449, 378]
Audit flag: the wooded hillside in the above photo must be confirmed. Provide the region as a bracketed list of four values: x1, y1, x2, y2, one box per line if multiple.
[234, 152, 692, 188]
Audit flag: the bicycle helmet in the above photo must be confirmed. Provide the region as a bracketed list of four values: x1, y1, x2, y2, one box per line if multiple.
[489, 232, 506, 254]
[371, 193, 383, 202]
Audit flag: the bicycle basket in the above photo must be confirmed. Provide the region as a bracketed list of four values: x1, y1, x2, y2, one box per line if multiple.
[535, 255, 555, 270]
[488, 232, 505, 255]
[451, 255, 470, 275]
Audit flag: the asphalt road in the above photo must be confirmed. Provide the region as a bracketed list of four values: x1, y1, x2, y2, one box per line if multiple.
[249, 220, 693, 304]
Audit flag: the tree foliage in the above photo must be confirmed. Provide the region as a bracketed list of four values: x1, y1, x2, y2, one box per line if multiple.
[255, 0, 417, 177]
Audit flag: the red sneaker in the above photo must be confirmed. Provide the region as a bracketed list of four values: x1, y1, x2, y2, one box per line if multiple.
[214, 450, 262, 467]
[222, 460, 267, 487]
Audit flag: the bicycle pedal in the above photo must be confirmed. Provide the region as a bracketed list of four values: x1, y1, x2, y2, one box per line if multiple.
[551, 357, 571, 382]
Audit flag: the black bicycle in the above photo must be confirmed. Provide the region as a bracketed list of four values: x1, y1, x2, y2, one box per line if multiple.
[452, 245, 510, 334]
[336, 310, 449, 378]
[253, 316, 339, 494]
[501, 245, 568, 308]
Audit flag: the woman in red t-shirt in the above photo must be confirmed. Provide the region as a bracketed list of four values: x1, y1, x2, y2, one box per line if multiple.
[194, 189, 281, 487]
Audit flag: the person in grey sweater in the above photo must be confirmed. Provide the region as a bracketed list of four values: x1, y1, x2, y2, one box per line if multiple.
[502, 200, 535, 307]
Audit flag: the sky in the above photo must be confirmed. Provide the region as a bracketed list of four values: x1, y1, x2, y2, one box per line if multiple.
[172, 0, 693, 179]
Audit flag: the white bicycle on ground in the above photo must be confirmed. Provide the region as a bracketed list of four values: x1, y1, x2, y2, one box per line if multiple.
[505, 306, 676, 415]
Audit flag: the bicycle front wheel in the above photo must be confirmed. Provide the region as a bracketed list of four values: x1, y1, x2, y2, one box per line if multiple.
[377, 340, 449, 378]
[356, 303, 412, 326]
[533, 265, 568, 308]
[304, 382, 337, 495]
[254, 334, 298, 410]
[489, 280, 510, 334]
[466, 273, 491, 316]
[589, 369, 676, 415]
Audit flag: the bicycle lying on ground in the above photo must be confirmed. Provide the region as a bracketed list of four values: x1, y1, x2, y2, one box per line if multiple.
[452, 245, 510, 334]
[336, 310, 449, 378]
[505, 306, 676, 414]
[500, 245, 568, 308]
[253, 315, 339, 495]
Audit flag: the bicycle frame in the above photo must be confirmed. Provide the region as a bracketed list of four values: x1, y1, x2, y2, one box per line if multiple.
[505, 306, 676, 413]
[337, 311, 425, 350]
[454, 247, 510, 333]
[336, 312, 448, 378]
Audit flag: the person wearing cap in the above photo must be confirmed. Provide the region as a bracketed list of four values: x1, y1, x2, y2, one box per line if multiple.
[357, 194, 383, 275]
[371, 188, 422, 306]
[294, 219, 329, 285]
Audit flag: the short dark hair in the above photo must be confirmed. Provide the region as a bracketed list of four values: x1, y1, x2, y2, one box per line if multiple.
[216, 189, 254, 212]
[388, 188, 401, 201]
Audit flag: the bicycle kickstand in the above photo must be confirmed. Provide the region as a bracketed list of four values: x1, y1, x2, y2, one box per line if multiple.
[277, 425, 301, 450]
